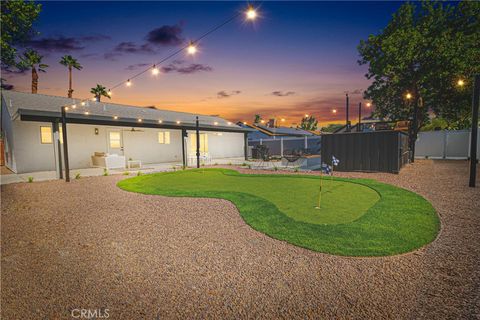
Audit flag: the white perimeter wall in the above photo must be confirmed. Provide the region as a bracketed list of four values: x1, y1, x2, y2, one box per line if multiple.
[10, 120, 245, 173]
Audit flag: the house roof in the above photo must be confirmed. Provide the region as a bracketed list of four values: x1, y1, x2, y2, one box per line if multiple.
[239, 122, 317, 136]
[2, 90, 252, 133]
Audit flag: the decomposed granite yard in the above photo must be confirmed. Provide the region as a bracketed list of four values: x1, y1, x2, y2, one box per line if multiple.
[1, 160, 479, 319]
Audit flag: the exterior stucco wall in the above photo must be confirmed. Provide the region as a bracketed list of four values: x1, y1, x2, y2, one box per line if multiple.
[186, 131, 244, 159]
[10, 121, 244, 173]
[1, 101, 18, 172]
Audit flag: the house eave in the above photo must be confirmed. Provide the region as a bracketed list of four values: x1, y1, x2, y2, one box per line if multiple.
[17, 109, 254, 133]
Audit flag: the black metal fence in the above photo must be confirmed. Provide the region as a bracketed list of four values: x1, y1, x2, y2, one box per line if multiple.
[321, 131, 409, 173]
[249, 137, 321, 157]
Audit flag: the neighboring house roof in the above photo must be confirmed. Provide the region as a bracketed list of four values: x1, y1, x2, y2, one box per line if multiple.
[238, 122, 317, 137]
[1, 91, 251, 133]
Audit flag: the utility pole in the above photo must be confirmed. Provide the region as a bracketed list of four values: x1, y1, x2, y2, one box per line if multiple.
[357, 102, 362, 132]
[469, 74, 480, 187]
[195, 116, 200, 168]
[345, 93, 350, 132]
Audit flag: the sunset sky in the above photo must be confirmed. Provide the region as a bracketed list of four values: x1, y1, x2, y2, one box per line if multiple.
[4, 1, 403, 127]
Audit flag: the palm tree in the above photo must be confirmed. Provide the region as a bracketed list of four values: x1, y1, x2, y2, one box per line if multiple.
[90, 84, 110, 102]
[19, 49, 48, 94]
[59, 55, 82, 98]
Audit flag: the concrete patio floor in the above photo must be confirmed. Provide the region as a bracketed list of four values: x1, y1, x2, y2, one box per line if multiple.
[1, 160, 479, 319]
[0, 157, 283, 185]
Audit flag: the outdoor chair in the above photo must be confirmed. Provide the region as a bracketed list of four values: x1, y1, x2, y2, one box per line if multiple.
[252, 145, 271, 169]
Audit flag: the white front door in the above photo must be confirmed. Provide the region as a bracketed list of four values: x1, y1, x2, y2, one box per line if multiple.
[107, 130, 124, 155]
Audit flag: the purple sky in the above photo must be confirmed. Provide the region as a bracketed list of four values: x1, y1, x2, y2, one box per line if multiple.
[4, 1, 403, 126]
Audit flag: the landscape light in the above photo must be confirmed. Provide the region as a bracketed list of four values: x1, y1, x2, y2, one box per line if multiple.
[405, 92, 412, 100]
[126, 79, 132, 87]
[246, 6, 257, 20]
[457, 79, 465, 87]
[187, 43, 197, 55]
[152, 65, 160, 76]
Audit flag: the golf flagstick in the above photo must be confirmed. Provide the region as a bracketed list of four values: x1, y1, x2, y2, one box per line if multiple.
[316, 167, 323, 209]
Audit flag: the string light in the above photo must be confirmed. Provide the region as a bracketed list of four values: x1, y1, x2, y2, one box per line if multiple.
[113, 116, 118, 120]
[260, 120, 265, 124]
[108, 90, 112, 96]
[332, 109, 337, 114]
[65, 107, 69, 111]
[71, 104, 76, 109]
[176, 120, 181, 124]
[457, 79, 465, 87]
[91, 97, 97, 101]
[152, 65, 160, 76]
[214, 121, 218, 125]
[158, 120, 163, 123]
[246, 6, 257, 20]
[366, 102, 372, 107]
[84, 111, 89, 115]
[243, 121, 247, 125]
[187, 42, 197, 55]
[137, 118, 142, 122]
[281, 118, 285, 122]
[81, 101, 85, 106]
[126, 79, 132, 87]
[305, 114, 309, 117]
[405, 92, 412, 100]
[227, 122, 232, 125]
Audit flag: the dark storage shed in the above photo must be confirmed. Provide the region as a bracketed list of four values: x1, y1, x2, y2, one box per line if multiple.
[321, 131, 409, 173]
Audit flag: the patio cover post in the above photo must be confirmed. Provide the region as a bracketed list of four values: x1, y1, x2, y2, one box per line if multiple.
[345, 93, 350, 132]
[61, 106, 70, 182]
[469, 74, 480, 187]
[196, 116, 200, 168]
[244, 132, 248, 160]
[52, 120, 63, 179]
[181, 129, 187, 168]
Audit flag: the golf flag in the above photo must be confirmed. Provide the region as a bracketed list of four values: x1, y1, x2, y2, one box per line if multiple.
[332, 155, 340, 166]
[321, 163, 332, 175]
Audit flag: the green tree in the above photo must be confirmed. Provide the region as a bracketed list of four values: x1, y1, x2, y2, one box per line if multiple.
[1, 0, 42, 69]
[60, 55, 83, 98]
[90, 84, 110, 102]
[321, 123, 343, 133]
[299, 115, 318, 131]
[253, 114, 262, 124]
[358, 1, 480, 161]
[19, 49, 48, 94]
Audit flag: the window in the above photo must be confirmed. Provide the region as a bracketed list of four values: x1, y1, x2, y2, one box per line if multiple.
[158, 131, 171, 144]
[40, 126, 53, 144]
[190, 133, 208, 153]
[109, 131, 121, 148]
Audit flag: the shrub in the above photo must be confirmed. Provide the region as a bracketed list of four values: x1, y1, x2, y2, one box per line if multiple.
[247, 164, 252, 169]
[273, 165, 278, 171]
[228, 162, 232, 166]
[123, 171, 130, 176]
[182, 165, 187, 170]
[103, 168, 109, 176]
[137, 171, 142, 176]
[27, 176, 34, 183]
[75, 173, 81, 179]
[294, 167, 299, 172]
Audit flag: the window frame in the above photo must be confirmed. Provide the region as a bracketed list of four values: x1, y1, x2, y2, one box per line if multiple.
[158, 131, 171, 144]
[40, 126, 53, 144]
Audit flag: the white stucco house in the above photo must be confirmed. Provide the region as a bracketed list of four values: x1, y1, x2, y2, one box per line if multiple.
[1, 91, 251, 175]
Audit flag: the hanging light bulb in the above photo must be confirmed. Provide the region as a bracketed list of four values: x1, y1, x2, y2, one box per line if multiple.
[158, 120, 163, 123]
[152, 65, 160, 76]
[246, 6, 257, 20]
[187, 42, 197, 55]
[108, 90, 112, 96]
[366, 102, 372, 107]
[81, 101, 86, 106]
[71, 104, 77, 109]
[332, 109, 337, 114]
[126, 79, 132, 87]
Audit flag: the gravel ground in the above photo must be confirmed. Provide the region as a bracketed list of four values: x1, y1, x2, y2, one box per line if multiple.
[1, 160, 479, 319]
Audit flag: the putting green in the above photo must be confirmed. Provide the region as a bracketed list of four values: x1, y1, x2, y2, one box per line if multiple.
[118, 168, 440, 256]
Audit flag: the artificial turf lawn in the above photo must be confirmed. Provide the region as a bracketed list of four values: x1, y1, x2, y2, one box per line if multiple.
[117, 168, 440, 256]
